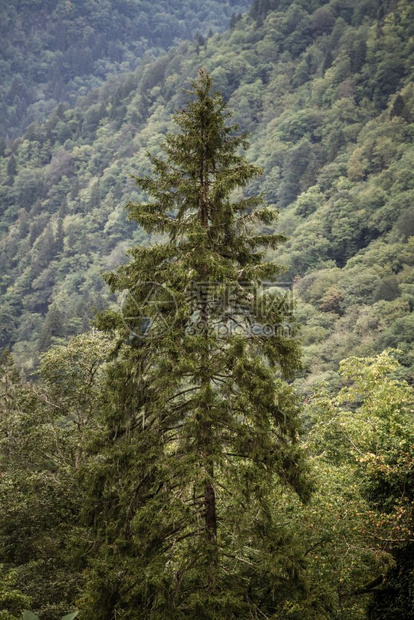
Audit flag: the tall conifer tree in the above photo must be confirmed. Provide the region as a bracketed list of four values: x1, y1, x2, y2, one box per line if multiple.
[82, 70, 311, 619]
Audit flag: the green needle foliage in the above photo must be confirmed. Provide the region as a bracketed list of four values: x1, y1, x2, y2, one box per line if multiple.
[81, 70, 311, 619]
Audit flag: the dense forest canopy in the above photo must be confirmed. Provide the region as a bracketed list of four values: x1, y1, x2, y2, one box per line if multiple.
[0, 0, 414, 617]
[0, 0, 412, 386]
[0, 0, 250, 137]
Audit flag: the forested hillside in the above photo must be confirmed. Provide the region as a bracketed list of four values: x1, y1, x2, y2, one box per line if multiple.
[0, 0, 249, 137]
[1, 1, 414, 618]
[1, 0, 413, 386]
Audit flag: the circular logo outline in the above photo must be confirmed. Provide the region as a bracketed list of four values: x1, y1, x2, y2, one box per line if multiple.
[121, 281, 178, 340]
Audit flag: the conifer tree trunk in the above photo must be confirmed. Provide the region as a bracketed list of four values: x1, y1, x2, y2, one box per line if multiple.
[199, 116, 218, 550]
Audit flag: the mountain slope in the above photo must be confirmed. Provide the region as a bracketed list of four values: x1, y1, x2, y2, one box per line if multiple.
[0, 0, 413, 385]
[0, 0, 249, 138]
